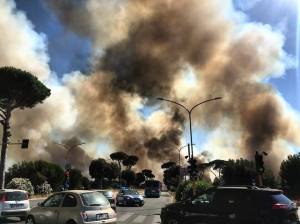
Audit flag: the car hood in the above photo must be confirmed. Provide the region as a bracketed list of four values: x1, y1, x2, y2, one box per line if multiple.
[125, 194, 143, 199]
[165, 201, 185, 210]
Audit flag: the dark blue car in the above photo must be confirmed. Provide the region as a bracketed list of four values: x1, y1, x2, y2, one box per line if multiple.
[116, 189, 144, 207]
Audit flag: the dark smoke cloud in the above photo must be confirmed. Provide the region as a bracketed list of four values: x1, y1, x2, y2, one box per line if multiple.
[100, 1, 227, 98]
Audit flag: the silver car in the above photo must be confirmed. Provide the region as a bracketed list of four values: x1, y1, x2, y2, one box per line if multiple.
[25, 190, 117, 224]
[0, 189, 30, 221]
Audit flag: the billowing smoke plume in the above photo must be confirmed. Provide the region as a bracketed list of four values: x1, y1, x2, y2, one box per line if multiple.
[2, 0, 300, 176]
[0, 0, 91, 172]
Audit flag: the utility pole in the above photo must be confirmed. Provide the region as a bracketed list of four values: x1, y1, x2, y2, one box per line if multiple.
[157, 97, 221, 179]
[55, 142, 85, 190]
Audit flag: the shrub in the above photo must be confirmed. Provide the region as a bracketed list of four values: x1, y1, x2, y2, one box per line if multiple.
[175, 180, 211, 201]
[36, 181, 53, 195]
[6, 178, 34, 195]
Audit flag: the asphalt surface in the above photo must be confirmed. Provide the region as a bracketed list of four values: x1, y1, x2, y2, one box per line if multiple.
[0, 192, 171, 224]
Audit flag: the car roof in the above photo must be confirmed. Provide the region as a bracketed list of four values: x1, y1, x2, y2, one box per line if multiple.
[0, 189, 28, 193]
[216, 186, 282, 193]
[97, 190, 112, 192]
[60, 190, 96, 194]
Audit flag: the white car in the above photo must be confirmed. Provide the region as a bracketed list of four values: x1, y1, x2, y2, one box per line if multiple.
[0, 189, 30, 221]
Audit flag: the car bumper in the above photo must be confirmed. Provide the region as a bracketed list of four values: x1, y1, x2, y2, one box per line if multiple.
[0, 209, 29, 218]
[83, 217, 117, 224]
[145, 192, 160, 197]
[126, 199, 144, 205]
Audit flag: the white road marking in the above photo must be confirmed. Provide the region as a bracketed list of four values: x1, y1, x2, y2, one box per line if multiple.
[151, 215, 161, 224]
[118, 213, 132, 222]
[132, 215, 147, 223]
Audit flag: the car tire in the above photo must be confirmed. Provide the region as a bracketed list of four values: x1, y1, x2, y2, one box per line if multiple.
[20, 216, 27, 221]
[25, 216, 36, 224]
[66, 220, 77, 224]
[166, 218, 180, 224]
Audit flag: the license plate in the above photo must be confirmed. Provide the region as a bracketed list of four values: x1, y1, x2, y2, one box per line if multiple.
[11, 204, 23, 208]
[96, 213, 109, 220]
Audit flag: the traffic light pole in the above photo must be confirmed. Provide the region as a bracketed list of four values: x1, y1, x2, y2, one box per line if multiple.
[255, 151, 267, 187]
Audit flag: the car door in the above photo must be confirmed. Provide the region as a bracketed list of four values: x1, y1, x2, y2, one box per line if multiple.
[34, 193, 65, 224]
[187, 189, 217, 224]
[58, 193, 78, 224]
[213, 189, 240, 223]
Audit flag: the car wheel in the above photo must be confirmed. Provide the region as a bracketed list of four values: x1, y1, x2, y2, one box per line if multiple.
[66, 220, 77, 224]
[166, 218, 180, 224]
[25, 216, 35, 224]
[20, 216, 27, 221]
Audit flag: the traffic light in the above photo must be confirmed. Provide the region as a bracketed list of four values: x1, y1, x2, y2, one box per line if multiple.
[21, 139, 29, 149]
[187, 158, 198, 178]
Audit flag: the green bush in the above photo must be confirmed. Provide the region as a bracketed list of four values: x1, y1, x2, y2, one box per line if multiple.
[36, 181, 53, 195]
[175, 180, 211, 201]
[6, 178, 34, 195]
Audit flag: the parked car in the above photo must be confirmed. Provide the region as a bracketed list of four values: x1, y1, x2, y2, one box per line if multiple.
[96, 190, 116, 211]
[0, 189, 30, 221]
[161, 186, 300, 224]
[116, 189, 144, 207]
[25, 190, 117, 224]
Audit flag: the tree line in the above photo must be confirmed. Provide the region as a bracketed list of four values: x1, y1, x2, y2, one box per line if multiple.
[4, 151, 155, 194]
[162, 153, 300, 200]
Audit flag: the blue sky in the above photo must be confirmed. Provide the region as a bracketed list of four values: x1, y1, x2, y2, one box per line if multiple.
[14, 0, 300, 155]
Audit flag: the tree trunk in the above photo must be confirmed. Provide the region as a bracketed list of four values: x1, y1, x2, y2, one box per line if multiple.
[0, 108, 11, 189]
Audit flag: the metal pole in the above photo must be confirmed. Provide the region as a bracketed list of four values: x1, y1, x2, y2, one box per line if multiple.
[188, 112, 193, 159]
[178, 150, 181, 167]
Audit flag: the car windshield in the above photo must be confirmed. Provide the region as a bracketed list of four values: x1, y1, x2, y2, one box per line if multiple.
[81, 192, 109, 206]
[124, 190, 139, 195]
[4, 192, 27, 201]
[101, 191, 113, 198]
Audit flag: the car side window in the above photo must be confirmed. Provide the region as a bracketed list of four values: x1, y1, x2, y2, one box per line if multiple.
[193, 190, 215, 204]
[43, 194, 65, 207]
[62, 194, 77, 207]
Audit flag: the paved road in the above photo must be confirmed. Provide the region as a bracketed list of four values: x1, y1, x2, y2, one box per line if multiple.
[116, 193, 171, 224]
[0, 193, 171, 224]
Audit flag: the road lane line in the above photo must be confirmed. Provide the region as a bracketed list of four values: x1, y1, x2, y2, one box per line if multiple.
[151, 215, 161, 224]
[117, 213, 132, 222]
[132, 215, 147, 223]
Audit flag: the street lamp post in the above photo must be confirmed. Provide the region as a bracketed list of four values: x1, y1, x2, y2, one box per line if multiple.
[55, 142, 85, 189]
[157, 97, 222, 161]
[178, 144, 195, 166]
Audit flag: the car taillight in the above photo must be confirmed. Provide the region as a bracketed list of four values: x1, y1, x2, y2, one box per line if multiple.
[272, 203, 289, 209]
[1, 194, 6, 202]
[80, 211, 88, 221]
